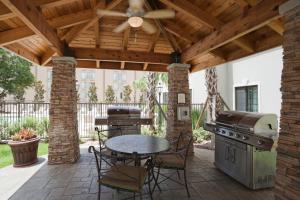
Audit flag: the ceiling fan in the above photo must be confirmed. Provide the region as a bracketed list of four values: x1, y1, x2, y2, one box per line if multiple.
[97, 0, 175, 34]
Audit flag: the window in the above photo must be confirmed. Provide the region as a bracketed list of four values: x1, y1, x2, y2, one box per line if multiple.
[235, 85, 258, 112]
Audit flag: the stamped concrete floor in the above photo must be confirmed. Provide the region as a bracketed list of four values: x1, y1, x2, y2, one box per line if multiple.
[9, 147, 274, 200]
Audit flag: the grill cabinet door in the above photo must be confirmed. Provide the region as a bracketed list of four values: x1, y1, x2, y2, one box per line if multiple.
[215, 135, 249, 186]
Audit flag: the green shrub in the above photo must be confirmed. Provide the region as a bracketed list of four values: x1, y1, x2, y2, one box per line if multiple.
[22, 117, 39, 130]
[193, 127, 211, 143]
[6, 123, 22, 137]
[191, 109, 200, 129]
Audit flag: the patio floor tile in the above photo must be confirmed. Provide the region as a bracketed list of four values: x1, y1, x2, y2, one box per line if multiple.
[8, 147, 274, 200]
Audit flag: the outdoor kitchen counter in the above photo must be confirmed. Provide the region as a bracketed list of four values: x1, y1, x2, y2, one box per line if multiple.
[94, 117, 153, 126]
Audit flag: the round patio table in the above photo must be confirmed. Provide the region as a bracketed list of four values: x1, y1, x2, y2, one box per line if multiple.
[105, 135, 170, 156]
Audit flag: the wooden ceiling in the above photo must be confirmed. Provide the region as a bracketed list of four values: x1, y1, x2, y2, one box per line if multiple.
[0, 0, 286, 72]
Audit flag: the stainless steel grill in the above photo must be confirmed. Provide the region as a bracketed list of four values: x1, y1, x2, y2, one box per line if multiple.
[95, 106, 152, 138]
[205, 111, 278, 189]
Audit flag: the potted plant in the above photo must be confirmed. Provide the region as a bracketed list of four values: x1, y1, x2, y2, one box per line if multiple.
[8, 128, 39, 167]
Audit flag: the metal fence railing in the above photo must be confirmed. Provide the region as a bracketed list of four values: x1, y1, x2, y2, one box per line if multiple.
[0, 102, 204, 140]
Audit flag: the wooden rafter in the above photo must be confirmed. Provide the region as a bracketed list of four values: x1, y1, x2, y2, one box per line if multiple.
[0, 4, 15, 20]
[182, 0, 284, 63]
[4, 43, 40, 64]
[159, 0, 254, 53]
[120, 61, 125, 69]
[0, 26, 35, 46]
[40, 48, 57, 66]
[94, 20, 100, 48]
[143, 62, 149, 71]
[64, 0, 121, 43]
[145, 0, 181, 52]
[48, 9, 93, 29]
[244, 0, 284, 36]
[73, 60, 168, 72]
[147, 31, 160, 52]
[73, 48, 171, 65]
[2, 0, 64, 55]
[31, 0, 77, 10]
[122, 27, 130, 50]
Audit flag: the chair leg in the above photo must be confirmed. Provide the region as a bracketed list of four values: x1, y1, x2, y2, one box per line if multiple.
[133, 192, 135, 200]
[176, 169, 181, 180]
[152, 168, 162, 193]
[148, 173, 153, 200]
[98, 184, 101, 200]
[183, 169, 190, 198]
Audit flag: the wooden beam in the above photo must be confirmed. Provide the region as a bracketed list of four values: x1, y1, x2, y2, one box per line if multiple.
[147, 30, 160, 52]
[48, 9, 93, 29]
[143, 62, 149, 71]
[73, 48, 171, 65]
[145, 0, 181, 52]
[31, 0, 77, 10]
[232, 0, 249, 9]
[191, 34, 282, 72]
[0, 26, 35, 46]
[268, 19, 284, 35]
[2, 0, 64, 55]
[4, 43, 40, 64]
[75, 60, 168, 72]
[164, 20, 227, 60]
[64, 0, 121, 43]
[120, 61, 125, 69]
[0, 4, 16, 20]
[94, 21, 100, 48]
[159, 0, 254, 53]
[159, 0, 221, 29]
[96, 60, 100, 68]
[164, 21, 198, 43]
[182, 0, 284, 62]
[245, 0, 284, 36]
[40, 48, 57, 66]
[122, 27, 130, 50]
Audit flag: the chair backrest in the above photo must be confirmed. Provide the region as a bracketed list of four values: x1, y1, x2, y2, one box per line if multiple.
[175, 133, 194, 168]
[95, 127, 122, 147]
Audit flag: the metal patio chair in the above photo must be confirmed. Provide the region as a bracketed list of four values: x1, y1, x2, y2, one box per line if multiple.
[152, 132, 194, 197]
[88, 146, 153, 200]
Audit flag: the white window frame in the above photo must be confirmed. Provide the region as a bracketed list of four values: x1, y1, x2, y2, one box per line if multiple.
[233, 82, 261, 112]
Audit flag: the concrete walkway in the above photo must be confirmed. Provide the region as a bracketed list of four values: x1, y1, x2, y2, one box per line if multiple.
[0, 155, 47, 200]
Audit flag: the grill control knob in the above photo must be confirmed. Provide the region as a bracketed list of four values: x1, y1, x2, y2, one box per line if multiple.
[235, 134, 240, 138]
[242, 136, 248, 140]
[229, 132, 234, 136]
[222, 130, 226, 134]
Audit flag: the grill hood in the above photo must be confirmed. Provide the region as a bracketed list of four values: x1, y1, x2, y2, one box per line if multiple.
[216, 111, 278, 138]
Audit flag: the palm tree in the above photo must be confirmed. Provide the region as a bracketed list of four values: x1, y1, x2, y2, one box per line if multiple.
[147, 72, 157, 134]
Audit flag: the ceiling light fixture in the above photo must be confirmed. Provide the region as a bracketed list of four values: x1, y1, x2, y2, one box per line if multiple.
[128, 16, 143, 27]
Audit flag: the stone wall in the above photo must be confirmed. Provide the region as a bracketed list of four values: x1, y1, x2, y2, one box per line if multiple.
[48, 57, 80, 164]
[275, 3, 300, 200]
[167, 64, 193, 152]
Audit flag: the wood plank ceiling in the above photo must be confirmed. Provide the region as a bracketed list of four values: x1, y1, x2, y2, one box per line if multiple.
[0, 0, 286, 72]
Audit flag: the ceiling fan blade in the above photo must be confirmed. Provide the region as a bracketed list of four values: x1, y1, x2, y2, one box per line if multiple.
[129, 0, 144, 11]
[144, 9, 175, 19]
[97, 9, 127, 17]
[141, 20, 157, 34]
[114, 21, 130, 33]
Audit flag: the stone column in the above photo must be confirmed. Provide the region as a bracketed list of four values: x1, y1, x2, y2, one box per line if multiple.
[48, 57, 80, 164]
[275, 1, 300, 199]
[167, 63, 193, 152]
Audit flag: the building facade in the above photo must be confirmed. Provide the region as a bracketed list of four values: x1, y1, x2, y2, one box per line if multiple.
[5, 67, 147, 103]
[189, 47, 283, 118]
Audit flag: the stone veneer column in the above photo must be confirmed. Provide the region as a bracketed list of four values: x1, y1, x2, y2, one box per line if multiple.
[167, 63, 193, 152]
[48, 57, 80, 164]
[275, 1, 300, 199]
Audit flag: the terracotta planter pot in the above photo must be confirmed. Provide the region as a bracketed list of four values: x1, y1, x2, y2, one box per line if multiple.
[8, 138, 40, 167]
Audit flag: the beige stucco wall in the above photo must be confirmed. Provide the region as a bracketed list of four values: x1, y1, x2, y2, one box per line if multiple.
[5, 66, 147, 103]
